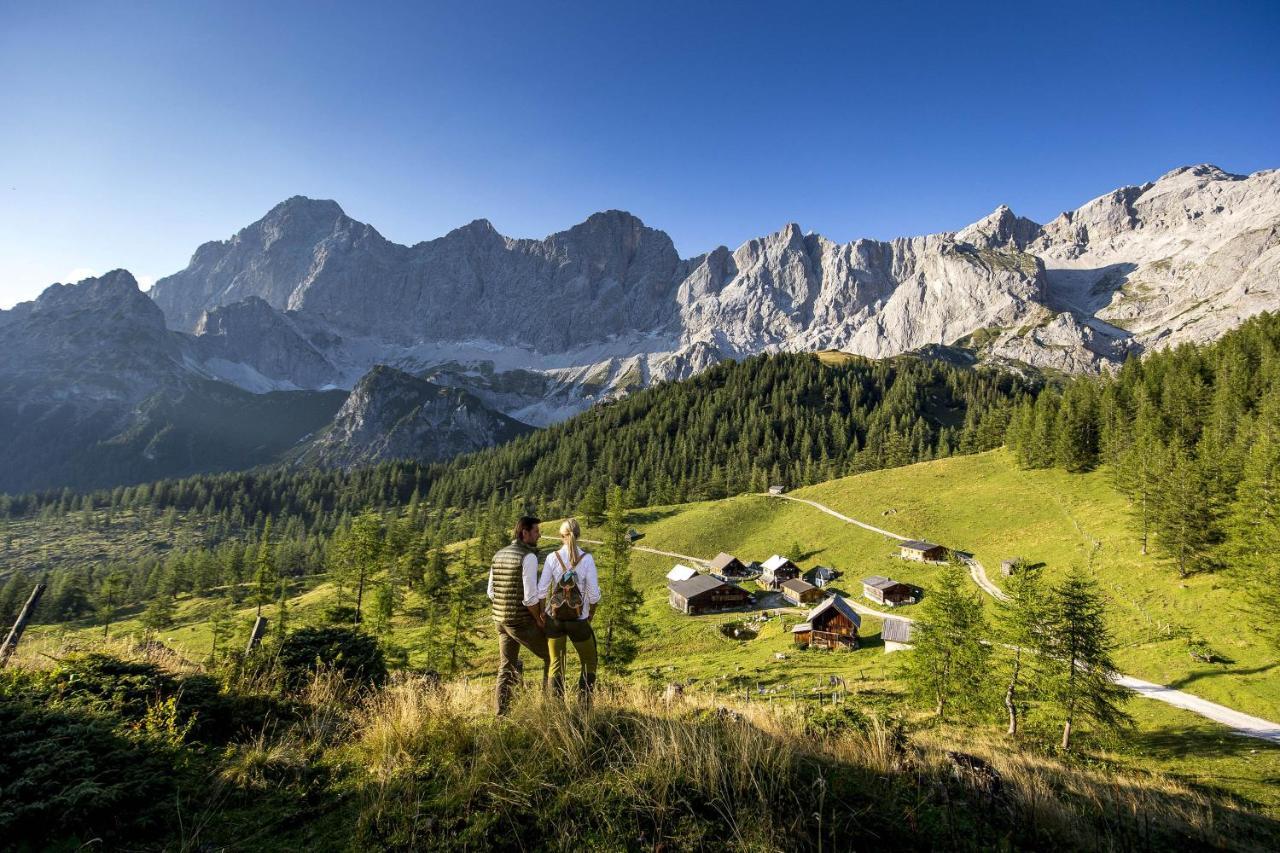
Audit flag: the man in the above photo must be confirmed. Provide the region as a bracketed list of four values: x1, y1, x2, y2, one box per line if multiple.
[487, 515, 550, 715]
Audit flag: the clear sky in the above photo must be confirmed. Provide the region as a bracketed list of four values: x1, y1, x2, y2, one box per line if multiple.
[2, 0, 1277, 308]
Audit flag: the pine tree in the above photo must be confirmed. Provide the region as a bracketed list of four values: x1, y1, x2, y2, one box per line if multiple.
[94, 569, 128, 639]
[1041, 570, 1130, 750]
[1114, 394, 1163, 555]
[1226, 402, 1280, 648]
[904, 561, 990, 719]
[140, 593, 176, 633]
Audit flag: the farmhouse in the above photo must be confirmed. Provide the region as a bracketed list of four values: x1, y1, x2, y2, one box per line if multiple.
[780, 578, 824, 606]
[666, 564, 699, 583]
[805, 565, 841, 588]
[898, 539, 948, 562]
[791, 595, 861, 650]
[708, 552, 751, 578]
[668, 575, 752, 615]
[861, 576, 918, 607]
[760, 555, 801, 589]
[881, 617, 915, 653]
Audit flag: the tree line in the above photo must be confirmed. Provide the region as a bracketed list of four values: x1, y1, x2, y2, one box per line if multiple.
[1003, 311, 1280, 640]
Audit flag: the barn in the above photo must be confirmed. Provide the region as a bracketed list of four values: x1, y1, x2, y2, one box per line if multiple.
[780, 578, 824, 606]
[861, 576, 918, 607]
[666, 564, 699, 583]
[792, 595, 861, 650]
[881, 617, 915, 653]
[898, 540, 948, 562]
[760, 555, 801, 589]
[709, 552, 751, 578]
[668, 575, 752, 615]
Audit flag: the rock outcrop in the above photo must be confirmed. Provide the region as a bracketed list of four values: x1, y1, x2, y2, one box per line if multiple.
[295, 365, 532, 469]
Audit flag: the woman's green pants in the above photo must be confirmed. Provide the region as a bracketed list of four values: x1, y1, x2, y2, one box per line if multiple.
[546, 617, 598, 698]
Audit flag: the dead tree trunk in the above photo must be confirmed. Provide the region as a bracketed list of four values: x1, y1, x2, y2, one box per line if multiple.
[1, 583, 46, 668]
[245, 615, 268, 654]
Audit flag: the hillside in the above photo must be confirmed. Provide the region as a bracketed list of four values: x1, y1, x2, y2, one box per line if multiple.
[19, 449, 1280, 826]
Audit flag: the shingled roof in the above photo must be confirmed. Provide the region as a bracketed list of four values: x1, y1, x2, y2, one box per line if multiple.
[899, 539, 941, 551]
[669, 574, 734, 598]
[709, 552, 743, 572]
[882, 617, 914, 644]
[804, 595, 862, 629]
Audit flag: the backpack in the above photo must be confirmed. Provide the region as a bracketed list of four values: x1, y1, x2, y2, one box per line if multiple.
[545, 550, 585, 621]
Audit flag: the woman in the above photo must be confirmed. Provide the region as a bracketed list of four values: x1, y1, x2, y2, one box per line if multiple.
[537, 518, 602, 701]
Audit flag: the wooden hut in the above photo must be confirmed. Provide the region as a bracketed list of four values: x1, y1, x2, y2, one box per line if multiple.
[1000, 557, 1024, 577]
[806, 565, 841, 588]
[861, 576, 918, 607]
[768, 485, 786, 495]
[709, 552, 751, 578]
[760, 555, 801, 589]
[626, 528, 643, 542]
[792, 595, 861, 650]
[780, 578, 824, 606]
[665, 564, 699, 584]
[668, 575, 752, 615]
[881, 617, 915, 653]
[898, 540, 947, 562]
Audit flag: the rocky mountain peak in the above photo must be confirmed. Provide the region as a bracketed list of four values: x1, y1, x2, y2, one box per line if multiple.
[32, 269, 165, 328]
[955, 206, 1042, 250]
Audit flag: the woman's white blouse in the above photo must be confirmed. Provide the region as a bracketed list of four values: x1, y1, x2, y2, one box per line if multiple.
[537, 545, 602, 620]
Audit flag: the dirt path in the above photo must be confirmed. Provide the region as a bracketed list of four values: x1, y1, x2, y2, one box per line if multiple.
[762, 493, 1280, 744]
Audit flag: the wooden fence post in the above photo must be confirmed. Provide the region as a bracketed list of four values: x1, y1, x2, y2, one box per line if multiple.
[245, 615, 268, 654]
[1, 582, 46, 668]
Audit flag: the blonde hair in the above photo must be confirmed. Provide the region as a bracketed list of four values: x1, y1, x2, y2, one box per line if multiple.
[559, 518, 582, 567]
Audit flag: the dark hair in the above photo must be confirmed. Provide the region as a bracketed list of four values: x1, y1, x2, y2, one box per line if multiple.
[514, 516, 541, 540]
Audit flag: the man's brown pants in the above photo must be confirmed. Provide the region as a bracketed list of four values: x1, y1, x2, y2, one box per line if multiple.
[495, 621, 550, 715]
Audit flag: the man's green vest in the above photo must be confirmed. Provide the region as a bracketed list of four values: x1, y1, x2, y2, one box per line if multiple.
[491, 539, 536, 625]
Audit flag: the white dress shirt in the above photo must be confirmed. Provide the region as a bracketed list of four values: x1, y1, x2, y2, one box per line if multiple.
[486, 548, 541, 607]
[538, 545, 602, 620]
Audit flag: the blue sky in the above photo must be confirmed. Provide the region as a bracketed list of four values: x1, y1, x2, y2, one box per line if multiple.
[1, 0, 1277, 308]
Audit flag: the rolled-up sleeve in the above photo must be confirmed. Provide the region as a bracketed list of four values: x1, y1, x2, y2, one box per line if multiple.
[583, 555, 602, 605]
[522, 553, 541, 607]
[537, 554, 554, 601]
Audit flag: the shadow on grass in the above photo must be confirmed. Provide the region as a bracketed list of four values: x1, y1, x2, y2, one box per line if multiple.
[624, 506, 685, 526]
[1166, 661, 1278, 691]
[1125, 724, 1280, 761]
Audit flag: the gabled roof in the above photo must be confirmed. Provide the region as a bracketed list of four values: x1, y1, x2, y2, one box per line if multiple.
[781, 578, 817, 594]
[882, 617, 914, 643]
[709, 552, 742, 571]
[762, 554, 796, 573]
[805, 595, 862, 629]
[669, 574, 744, 598]
[666, 564, 699, 582]
[899, 539, 942, 551]
[862, 575, 905, 590]
[809, 566, 840, 580]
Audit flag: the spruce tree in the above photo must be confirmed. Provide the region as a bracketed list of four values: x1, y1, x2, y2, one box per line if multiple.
[1153, 442, 1218, 577]
[253, 519, 278, 618]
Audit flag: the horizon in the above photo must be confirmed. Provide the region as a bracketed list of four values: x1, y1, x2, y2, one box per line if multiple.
[2, 0, 1278, 309]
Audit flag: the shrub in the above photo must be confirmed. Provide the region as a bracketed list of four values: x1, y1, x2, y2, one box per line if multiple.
[0, 698, 182, 848]
[277, 627, 387, 689]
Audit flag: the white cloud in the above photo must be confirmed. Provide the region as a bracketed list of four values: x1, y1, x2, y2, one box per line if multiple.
[63, 267, 98, 283]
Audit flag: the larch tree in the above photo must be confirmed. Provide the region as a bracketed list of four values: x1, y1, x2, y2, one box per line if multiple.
[904, 560, 989, 720]
[1041, 569, 1130, 750]
[995, 566, 1046, 736]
